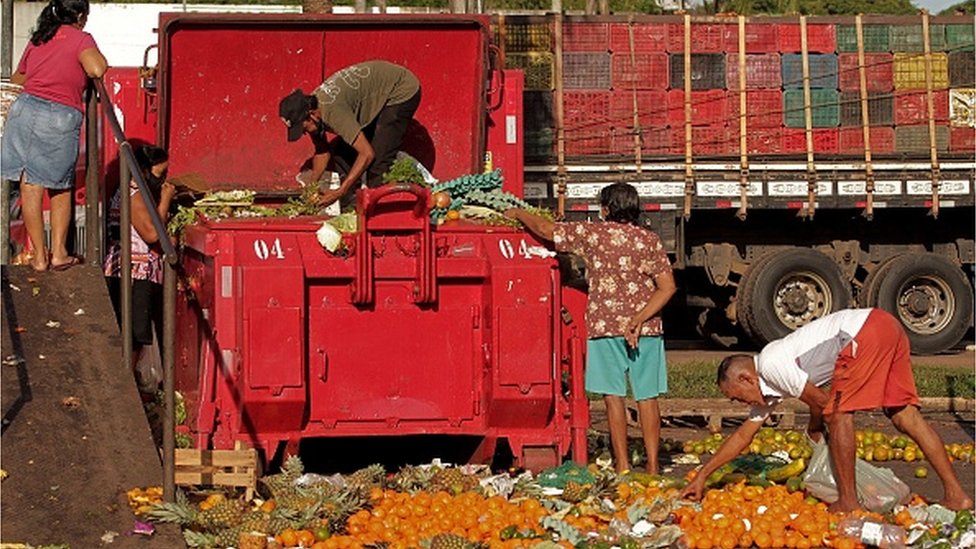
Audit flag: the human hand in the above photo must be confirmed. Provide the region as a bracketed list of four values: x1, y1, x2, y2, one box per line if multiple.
[680, 478, 705, 501]
[503, 208, 522, 219]
[160, 182, 177, 200]
[624, 316, 643, 348]
[316, 187, 343, 208]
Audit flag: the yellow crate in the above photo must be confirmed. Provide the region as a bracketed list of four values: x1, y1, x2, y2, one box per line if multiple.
[175, 442, 258, 499]
[505, 52, 554, 91]
[893, 52, 949, 90]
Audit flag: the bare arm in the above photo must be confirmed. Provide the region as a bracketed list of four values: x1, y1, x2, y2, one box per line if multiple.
[9, 71, 26, 85]
[680, 418, 763, 501]
[131, 183, 175, 244]
[79, 47, 108, 79]
[504, 208, 555, 241]
[799, 381, 829, 442]
[624, 269, 677, 348]
[318, 132, 374, 207]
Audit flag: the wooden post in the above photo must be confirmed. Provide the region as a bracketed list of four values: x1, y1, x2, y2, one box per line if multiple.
[736, 16, 750, 221]
[554, 13, 567, 217]
[682, 14, 694, 220]
[628, 19, 643, 174]
[856, 15, 875, 220]
[800, 15, 817, 219]
[922, 11, 941, 219]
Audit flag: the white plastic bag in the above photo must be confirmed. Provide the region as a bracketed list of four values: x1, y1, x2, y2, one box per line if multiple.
[803, 437, 910, 513]
[134, 330, 162, 394]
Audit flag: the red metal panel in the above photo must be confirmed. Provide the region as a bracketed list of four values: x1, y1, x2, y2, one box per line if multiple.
[667, 23, 725, 52]
[894, 90, 950, 125]
[776, 23, 836, 53]
[609, 23, 668, 53]
[726, 53, 782, 90]
[487, 70, 524, 197]
[722, 23, 780, 53]
[838, 53, 894, 92]
[611, 53, 668, 90]
[563, 22, 610, 52]
[99, 67, 160, 199]
[158, 14, 488, 190]
[726, 90, 783, 128]
[666, 90, 728, 126]
[838, 127, 896, 154]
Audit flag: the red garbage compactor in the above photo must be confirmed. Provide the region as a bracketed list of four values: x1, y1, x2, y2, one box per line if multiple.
[175, 185, 590, 469]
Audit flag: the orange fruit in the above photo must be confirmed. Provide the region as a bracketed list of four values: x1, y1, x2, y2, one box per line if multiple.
[279, 528, 299, 547]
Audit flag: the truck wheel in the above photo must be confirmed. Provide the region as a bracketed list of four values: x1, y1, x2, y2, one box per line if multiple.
[873, 252, 973, 355]
[859, 256, 898, 307]
[738, 248, 852, 346]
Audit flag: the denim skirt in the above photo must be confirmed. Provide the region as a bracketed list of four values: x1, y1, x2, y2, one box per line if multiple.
[1, 93, 82, 190]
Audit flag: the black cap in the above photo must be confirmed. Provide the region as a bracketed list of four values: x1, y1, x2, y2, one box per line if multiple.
[279, 89, 309, 142]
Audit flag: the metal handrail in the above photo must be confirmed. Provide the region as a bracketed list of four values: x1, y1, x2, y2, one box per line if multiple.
[90, 77, 177, 502]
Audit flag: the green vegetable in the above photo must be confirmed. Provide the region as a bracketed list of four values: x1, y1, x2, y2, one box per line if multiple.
[382, 157, 427, 186]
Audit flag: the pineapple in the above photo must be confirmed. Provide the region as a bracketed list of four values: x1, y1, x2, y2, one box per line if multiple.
[561, 480, 590, 503]
[320, 487, 369, 533]
[198, 498, 247, 532]
[214, 524, 244, 548]
[346, 463, 385, 492]
[510, 474, 543, 500]
[238, 509, 270, 534]
[429, 467, 475, 495]
[428, 533, 486, 549]
[261, 454, 304, 499]
[589, 470, 619, 501]
[146, 491, 199, 526]
[391, 464, 436, 493]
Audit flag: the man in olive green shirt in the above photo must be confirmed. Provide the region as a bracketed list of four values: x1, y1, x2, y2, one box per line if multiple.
[279, 61, 421, 207]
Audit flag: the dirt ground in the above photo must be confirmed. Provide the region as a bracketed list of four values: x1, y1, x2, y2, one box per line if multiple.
[1, 265, 183, 547]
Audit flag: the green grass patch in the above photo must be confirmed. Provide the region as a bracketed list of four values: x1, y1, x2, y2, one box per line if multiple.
[655, 360, 974, 399]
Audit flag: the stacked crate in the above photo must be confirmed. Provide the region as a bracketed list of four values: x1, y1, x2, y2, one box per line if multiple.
[501, 16, 974, 160]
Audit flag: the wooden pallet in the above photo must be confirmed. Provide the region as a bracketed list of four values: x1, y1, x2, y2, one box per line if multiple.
[624, 398, 801, 432]
[175, 441, 258, 499]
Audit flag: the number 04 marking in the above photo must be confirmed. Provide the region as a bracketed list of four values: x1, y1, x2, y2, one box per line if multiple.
[498, 238, 532, 260]
[254, 238, 285, 260]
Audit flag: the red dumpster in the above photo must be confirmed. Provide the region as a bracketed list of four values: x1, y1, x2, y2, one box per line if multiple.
[165, 14, 587, 469]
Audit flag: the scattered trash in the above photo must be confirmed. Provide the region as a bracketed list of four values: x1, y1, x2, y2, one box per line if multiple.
[61, 396, 82, 408]
[73, 308, 86, 316]
[100, 530, 119, 544]
[128, 520, 155, 536]
[8, 283, 20, 292]
[0, 469, 7, 481]
[14, 326, 26, 333]
[38, 354, 46, 360]
[45, 320, 61, 328]
[2, 355, 24, 367]
[31, 287, 39, 297]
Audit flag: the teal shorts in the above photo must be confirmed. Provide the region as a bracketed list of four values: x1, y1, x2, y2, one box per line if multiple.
[586, 336, 667, 401]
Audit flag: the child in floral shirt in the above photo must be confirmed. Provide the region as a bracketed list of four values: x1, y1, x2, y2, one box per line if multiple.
[506, 182, 676, 473]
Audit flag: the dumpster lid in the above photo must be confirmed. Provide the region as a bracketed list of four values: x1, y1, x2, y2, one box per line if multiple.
[158, 13, 490, 192]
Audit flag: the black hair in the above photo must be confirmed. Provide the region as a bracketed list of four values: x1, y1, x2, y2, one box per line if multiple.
[717, 354, 753, 384]
[135, 145, 168, 174]
[599, 182, 640, 226]
[31, 0, 90, 46]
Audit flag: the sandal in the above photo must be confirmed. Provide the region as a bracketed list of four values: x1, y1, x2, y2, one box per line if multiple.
[50, 256, 84, 272]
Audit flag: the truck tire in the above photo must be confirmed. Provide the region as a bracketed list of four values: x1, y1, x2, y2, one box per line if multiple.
[738, 248, 853, 347]
[859, 256, 898, 308]
[873, 252, 973, 355]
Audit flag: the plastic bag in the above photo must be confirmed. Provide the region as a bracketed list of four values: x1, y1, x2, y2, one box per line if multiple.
[803, 437, 910, 513]
[134, 330, 162, 394]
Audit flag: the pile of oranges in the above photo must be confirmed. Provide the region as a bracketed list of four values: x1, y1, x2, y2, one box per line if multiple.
[673, 483, 854, 549]
[311, 487, 561, 549]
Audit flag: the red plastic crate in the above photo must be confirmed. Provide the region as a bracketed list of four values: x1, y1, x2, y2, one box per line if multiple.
[609, 90, 668, 127]
[722, 23, 781, 53]
[670, 125, 733, 156]
[782, 128, 840, 154]
[667, 23, 725, 52]
[564, 126, 614, 156]
[667, 90, 728, 126]
[747, 127, 785, 154]
[950, 126, 976, 153]
[727, 90, 784, 128]
[838, 127, 896, 154]
[894, 90, 950, 125]
[609, 23, 668, 53]
[776, 23, 836, 53]
[838, 53, 894, 92]
[611, 126, 671, 156]
[611, 52, 669, 90]
[564, 91, 612, 128]
[564, 22, 610, 52]
[726, 53, 783, 90]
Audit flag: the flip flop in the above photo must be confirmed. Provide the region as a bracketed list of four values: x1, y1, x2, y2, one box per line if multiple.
[50, 256, 84, 272]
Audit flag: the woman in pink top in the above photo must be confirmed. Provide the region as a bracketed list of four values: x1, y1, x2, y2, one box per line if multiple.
[1, 0, 107, 272]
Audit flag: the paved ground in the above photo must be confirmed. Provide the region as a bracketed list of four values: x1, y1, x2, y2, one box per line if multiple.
[1, 265, 183, 547]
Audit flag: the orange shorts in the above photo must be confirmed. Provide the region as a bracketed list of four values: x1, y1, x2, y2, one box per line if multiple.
[824, 309, 920, 415]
